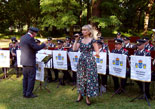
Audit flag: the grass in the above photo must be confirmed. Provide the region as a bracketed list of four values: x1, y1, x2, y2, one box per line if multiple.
[0, 68, 155, 109]
[0, 38, 155, 109]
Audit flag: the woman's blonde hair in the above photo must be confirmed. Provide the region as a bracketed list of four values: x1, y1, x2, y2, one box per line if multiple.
[82, 24, 98, 40]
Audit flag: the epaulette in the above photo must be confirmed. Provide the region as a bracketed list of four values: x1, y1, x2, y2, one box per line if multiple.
[150, 44, 153, 47]
[145, 49, 150, 53]
[123, 48, 128, 51]
[103, 49, 107, 52]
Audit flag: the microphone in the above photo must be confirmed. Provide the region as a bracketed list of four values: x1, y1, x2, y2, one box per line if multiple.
[73, 33, 83, 38]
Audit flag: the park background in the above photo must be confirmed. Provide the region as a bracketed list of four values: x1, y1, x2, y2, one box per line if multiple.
[0, 0, 155, 109]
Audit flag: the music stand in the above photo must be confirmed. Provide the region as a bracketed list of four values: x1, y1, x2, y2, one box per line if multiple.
[2, 68, 8, 79]
[1, 48, 10, 79]
[56, 70, 65, 88]
[42, 55, 52, 64]
[56, 52, 70, 88]
[130, 82, 151, 107]
[150, 51, 155, 98]
[111, 78, 126, 98]
[110, 53, 128, 98]
[34, 55, 52, 93]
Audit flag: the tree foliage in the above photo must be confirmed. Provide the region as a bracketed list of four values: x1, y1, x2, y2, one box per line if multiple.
[40, 0, 82, 29]
[0, 0, 154, 36]
[0, 0, 40, 32]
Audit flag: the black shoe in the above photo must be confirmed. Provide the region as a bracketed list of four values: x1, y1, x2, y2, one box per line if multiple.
[76, 96, 83, 102]
[26, 94, 38, 98]
[47, 79, 53, 83]
[54, 79, 58, 82]
[86, 101, 91, 106]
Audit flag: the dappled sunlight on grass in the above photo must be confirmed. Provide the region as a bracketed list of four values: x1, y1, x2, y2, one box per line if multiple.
[0, 104, 8, 109]
[0, 70, 155, 108]
[53, 86, 76, 99]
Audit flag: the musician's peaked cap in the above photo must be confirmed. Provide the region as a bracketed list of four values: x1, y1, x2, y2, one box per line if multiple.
[114, 38, 123, 44]
[136, 39, 146, 46]
[57, 40, 63, 44]
[29, 27, 39, 33]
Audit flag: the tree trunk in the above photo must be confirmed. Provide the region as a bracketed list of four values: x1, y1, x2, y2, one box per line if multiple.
[69, 26, 74, 37]
[91, 0, 102, 31]
[87, 0, 91, 24]
[79, 0, 82, 26]
[143, 0, 154, 35]
[92, 0, 101, 17]
[137, 9, 142, 32]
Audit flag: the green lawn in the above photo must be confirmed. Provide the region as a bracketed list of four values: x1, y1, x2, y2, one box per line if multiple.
[0, 69, 155, 109]
[0, 38, 154, 109]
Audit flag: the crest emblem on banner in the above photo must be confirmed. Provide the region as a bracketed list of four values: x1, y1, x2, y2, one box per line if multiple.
[56, 53, 64, 60]
[96, 56, 103, 63]
[135, 60, 146, 69]
[0, 53, 6, 58]
[73, 55, 78, 62]
[112, 58, 123, 66]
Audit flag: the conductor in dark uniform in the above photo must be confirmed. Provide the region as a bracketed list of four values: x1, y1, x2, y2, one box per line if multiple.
[20, 27, 46, 98]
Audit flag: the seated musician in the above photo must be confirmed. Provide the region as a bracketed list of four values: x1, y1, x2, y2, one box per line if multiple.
[69, 34, 82, 85]
[44, 38, 55, 82]
[116, 32, 123, 40]
[10, 38, 20, 78]
[142, 37, 154, 51]
[134, 39, 151, 99]
[123, 36, 134, 49]
[97, 40, 108, 93]
[9, 37, 19, 49]
[111, 38, 128, 93]
[63, 37, 72, 48]
[54, 40, 72, 84]
[99, 37, 108, 52]
[46, 37, 56, 48]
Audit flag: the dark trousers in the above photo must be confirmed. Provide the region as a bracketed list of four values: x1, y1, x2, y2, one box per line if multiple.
[112, 76, 127, 91]
[136, 81, 150, 98]
[63, 70, 72, 82]
[23, 66, 36, 96]
[98, 74, 107, 86]
[47, 68, 52, 81]
[72, 71, 77, 83]
[53, 69, 72, 82]
[53, 69, 59, 80]
[112, 70, 130, 91]
[12, 59, 19, 76]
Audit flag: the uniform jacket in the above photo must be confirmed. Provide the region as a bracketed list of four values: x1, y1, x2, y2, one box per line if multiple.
[112, 48, 128, 55]
[20, 33, 45, 67]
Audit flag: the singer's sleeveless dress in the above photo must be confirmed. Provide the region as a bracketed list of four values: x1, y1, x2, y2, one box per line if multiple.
[77, 39, 99, 97]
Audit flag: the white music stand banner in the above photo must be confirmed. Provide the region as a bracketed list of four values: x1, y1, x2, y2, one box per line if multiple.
[109, 53, 127, 78]
[0, 50, 10, 67]
[36, 62, 45, 82]
[93, 52, 107, 75]
[53, 50, 67, 70]
[68, 52, 81, 72]
[130, 55, 151, 82]
[36, 50, 53, 68]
